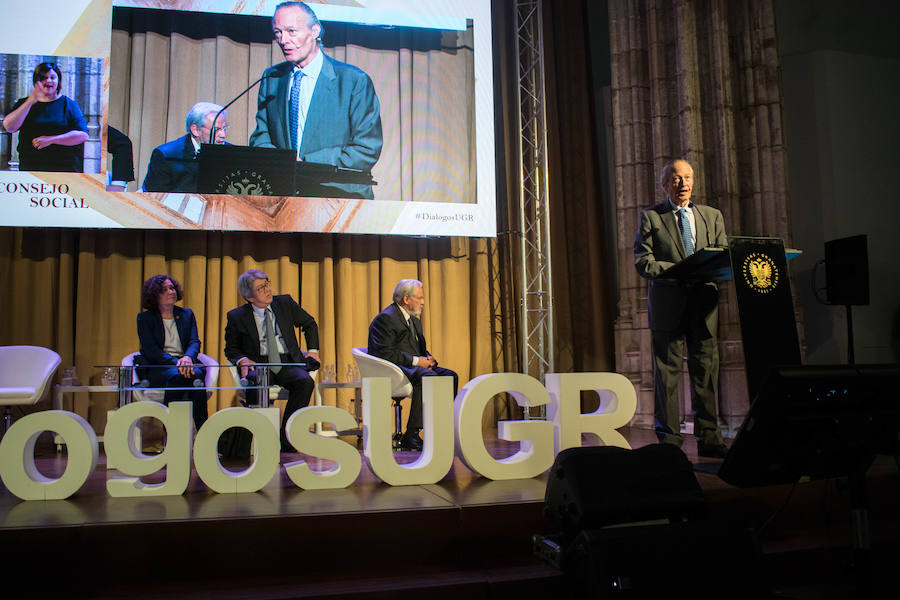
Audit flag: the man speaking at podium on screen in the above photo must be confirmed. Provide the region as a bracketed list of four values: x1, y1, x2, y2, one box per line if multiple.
[634, 159, 729, 459]
[249, 1, 383, 199]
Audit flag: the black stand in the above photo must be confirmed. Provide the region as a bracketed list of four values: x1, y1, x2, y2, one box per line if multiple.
[196, 144, 375, 197]
[197, 144, 297, 196]
[846, 304, 856, 364]
[824, 234, 869, 366]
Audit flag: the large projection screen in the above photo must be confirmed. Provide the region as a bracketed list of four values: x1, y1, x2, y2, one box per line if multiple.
[0, 0, 496, 237]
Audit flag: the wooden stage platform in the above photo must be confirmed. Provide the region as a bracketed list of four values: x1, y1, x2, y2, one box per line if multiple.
[1, 427, 898, 599]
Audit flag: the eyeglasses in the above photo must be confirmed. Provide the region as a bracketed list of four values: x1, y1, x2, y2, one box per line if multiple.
[254, 280, 272, 293]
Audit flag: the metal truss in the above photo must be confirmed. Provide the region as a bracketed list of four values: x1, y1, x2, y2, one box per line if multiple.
[515, 0, 553, 416]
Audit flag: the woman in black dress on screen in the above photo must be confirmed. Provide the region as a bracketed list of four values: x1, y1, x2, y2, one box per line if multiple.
[137, 274, 208, 429]
[2, 62, 88, 172]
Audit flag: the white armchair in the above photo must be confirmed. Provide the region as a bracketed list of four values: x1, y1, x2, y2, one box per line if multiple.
[351, 347, 412, 449]
[0, 345, 62, 432]
[121, 352, 219, 403]
[225, 363, 288, 407]
[119, 352, 219, 452]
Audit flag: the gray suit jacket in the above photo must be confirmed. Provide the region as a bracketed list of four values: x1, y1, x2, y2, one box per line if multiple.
[249, 54, 383, 199]
[634, 201, 726, 332]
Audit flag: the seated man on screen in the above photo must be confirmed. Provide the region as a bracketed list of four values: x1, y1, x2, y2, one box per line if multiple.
[142, 102, 227, 193]
[224, 269, 320, 453]
[368, 279, 458, 451]
[249, 1, 383, 199]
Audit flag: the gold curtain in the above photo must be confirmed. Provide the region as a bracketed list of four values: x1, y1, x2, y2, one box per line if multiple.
[0, 228, 509, 434]
[609, 0, 792, 433]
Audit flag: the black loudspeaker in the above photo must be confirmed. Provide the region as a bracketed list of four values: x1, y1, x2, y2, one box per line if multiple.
[825, 234, 869, 306]
[543, 446, 768, 598]
[544, 444, 706, 539]
[565, 522, 766, 599]
[719, 365, 900, 487]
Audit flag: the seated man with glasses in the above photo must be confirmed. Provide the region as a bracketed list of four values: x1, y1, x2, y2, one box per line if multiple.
[142, 101, 228, 193]
[224, 269, 320, 452]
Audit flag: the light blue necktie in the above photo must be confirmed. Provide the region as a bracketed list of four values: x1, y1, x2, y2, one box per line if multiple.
[677, 207, 695, 256]
[289, 70, 304, 151]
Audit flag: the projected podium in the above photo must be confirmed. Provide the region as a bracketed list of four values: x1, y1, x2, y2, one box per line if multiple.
[196, 144, 376, 198]
[657, 236, 802, 401]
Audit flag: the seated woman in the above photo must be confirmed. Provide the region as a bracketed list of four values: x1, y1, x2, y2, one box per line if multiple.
[137, 274, 208, 429]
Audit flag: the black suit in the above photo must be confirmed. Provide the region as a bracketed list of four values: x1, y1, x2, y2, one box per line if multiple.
[107, 126, 134, 184]
[224, 295, 319, 445]
[142, 134, 199, 193]
[136, 306, 208, 428]
[367, 303, 457, 431]
[634, 200, 727, 447]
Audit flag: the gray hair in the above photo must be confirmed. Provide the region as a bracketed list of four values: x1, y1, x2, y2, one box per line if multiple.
[238, 269, 268, 299]
[274, 1, 324, 43]
[659, 159, 692, 189]
[392, 279, 423, 304]
[185, 102, 224, 134]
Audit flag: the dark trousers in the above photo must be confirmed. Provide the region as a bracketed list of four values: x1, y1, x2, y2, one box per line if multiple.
[405, 366, 458, 431]
[651, 285, 722, 447]
[247, 354, 314, 445]
[153, 365, 208, 429]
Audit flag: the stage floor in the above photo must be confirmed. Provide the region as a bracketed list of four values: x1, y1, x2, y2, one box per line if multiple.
[2, 427, 898, 598]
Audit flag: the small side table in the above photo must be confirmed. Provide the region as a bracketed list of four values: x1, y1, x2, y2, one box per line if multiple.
[52, 384, 122, 451]
[313, 380, 363, 446]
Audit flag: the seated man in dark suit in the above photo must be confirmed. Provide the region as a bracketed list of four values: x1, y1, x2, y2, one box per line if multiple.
[367, 279, 458, 451]
[142, 102, 227, 193]
[224, 269, 320, 452]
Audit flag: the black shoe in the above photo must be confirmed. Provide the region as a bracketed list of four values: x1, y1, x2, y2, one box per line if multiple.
[697, 442, 728, 459]
[400, 430, 423, 452]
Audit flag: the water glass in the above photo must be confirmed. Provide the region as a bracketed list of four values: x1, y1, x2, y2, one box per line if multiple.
[61, 367, 77, 386]
[102, 367, 118, 387]
[320, 364, 336, 383]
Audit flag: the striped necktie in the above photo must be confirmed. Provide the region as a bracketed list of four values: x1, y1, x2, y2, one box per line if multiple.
[407, 318, 418, 348]
[676, 207, 695, 256]
[264, 308, 281, 374]
[289, 69, 304, 151]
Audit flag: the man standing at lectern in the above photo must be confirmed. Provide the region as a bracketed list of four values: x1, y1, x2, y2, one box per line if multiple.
[634, 159, 729, 458]
[249, 1, 382, 199]
[368, 279, 458, 451]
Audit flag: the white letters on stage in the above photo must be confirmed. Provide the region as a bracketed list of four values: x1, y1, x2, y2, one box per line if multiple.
[0, 372, 637, 500]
